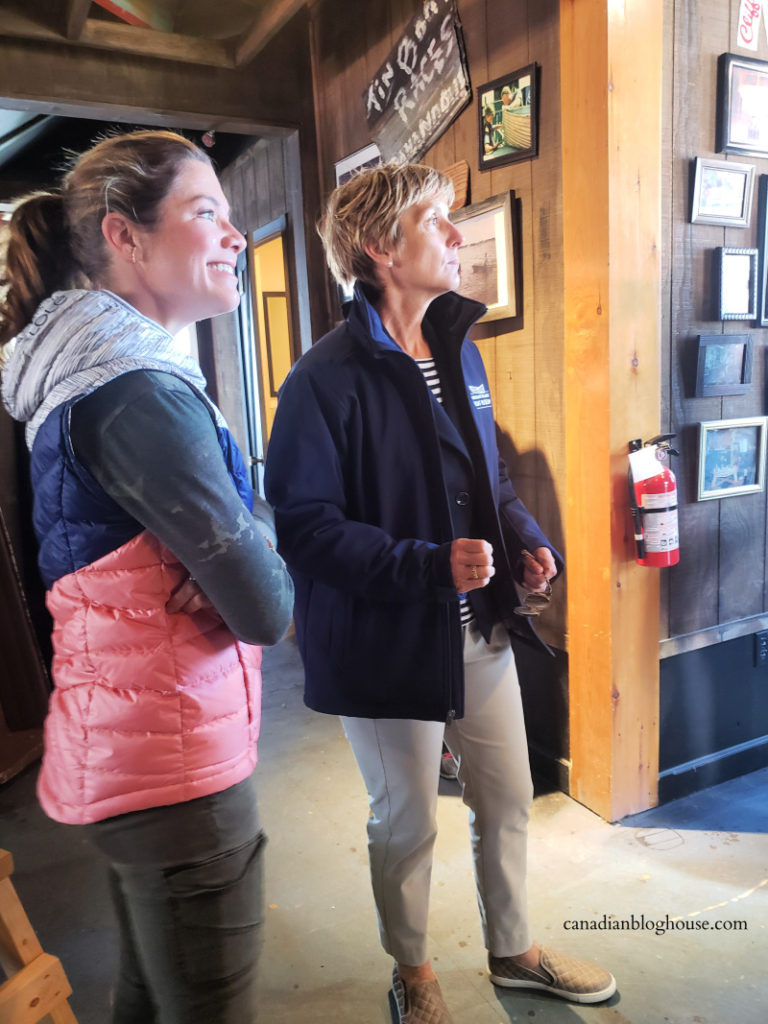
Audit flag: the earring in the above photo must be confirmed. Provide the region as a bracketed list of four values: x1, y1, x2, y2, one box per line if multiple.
[387, 260, 393, 267]
[130, 246, 137, 264]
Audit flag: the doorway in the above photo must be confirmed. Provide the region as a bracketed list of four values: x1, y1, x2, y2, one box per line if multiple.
[240, 215, 297, 494]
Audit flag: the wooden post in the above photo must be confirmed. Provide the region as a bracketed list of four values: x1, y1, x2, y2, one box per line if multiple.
[561, 0, 664, 820]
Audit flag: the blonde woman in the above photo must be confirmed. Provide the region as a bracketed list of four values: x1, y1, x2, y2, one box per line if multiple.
[265, 163, 616, 1023]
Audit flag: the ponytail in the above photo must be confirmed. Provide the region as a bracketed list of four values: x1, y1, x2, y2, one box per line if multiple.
[0, 192, 77, 346]
[0, 129, 209, 348]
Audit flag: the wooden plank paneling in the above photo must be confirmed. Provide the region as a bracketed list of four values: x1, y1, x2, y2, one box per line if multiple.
[484, 0, 535, 481]
[525, 0, 564, 643]
[449, 0, 483, 194]
[666, 0, 727, 636]
[666, 0, 768, 641]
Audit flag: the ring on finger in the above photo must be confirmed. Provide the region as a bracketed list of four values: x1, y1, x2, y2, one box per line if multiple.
[471, 565, 479, 580]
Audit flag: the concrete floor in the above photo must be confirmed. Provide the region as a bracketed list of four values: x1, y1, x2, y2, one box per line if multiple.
[1, 634, 767, 1023]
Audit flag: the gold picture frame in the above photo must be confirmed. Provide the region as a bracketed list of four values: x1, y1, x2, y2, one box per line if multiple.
[450, 190, 518, 322]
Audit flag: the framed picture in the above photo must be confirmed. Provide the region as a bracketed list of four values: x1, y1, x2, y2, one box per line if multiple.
[450, 190, 518, 321]
[262, 291, 293, 397]
[478, 64, 538, 171]
[717, 247, 759, 320]
[690, 156, 755, 227]
[694, 334, 753, 397]
[716, 52, 768, 158]
[697, 416, 768, 500]
[334, 142, 381, 186]
[758, 175, 768, 327]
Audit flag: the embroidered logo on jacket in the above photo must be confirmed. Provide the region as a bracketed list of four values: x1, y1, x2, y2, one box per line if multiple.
[468, 382, 492, 409]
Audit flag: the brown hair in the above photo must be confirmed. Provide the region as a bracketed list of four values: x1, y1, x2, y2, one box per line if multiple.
[317, 162, 454, 291]
[0, 129, 210, 346]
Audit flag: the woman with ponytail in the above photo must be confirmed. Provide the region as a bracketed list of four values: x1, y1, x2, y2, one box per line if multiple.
[0, 130, 294, 1023]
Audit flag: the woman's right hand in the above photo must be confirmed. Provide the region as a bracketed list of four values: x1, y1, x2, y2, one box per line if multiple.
[166, 577, 219, 618]
[450, 537, 494, 593]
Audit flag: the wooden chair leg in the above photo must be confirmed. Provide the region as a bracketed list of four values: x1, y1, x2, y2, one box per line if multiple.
[0, 850, 79, 1024]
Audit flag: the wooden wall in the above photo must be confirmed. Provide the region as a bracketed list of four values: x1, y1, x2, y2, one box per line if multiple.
[309, 0, 566, 646]
[663, 1, 768, 644]
[211, 136, 299, 458]
[211, 131, 322, 464]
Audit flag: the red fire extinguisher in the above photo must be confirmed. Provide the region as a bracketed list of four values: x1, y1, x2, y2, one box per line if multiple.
[627, 435, 680, 567]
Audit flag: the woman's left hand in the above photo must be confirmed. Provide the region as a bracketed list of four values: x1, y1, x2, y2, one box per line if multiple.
[521, 547, 556, 592]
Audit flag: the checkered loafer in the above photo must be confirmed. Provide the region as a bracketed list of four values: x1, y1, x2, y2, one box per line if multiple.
[488, 947, 616, 1004]
[389, 965, 454, 1023]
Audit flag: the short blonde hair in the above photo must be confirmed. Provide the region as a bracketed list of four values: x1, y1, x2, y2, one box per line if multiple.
[317, 162, 454, 290]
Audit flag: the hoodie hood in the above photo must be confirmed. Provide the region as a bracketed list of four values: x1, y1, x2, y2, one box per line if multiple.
[2, 289, 213, 449]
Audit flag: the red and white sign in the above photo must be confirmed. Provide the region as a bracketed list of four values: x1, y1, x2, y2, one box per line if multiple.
[737, 0, 763, 51]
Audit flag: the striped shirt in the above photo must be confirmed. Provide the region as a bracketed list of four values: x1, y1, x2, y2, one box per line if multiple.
[416, 356, 474, 627]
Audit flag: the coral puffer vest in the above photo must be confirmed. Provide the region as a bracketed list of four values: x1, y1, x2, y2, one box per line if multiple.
[32, 388, 261, 825]
[39, 530, 262, 825]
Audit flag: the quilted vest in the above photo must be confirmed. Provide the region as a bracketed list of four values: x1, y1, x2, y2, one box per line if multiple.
[32, 390, 262, 825]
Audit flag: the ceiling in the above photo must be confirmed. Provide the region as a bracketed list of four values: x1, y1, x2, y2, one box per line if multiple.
[0, 0, 307, 190]
[0, 0, 307, 68]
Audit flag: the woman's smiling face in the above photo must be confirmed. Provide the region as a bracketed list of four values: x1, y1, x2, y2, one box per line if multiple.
[131, 158, 245, 334]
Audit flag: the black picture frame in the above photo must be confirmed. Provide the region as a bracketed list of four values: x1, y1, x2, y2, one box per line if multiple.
[690, 156, 755, 227]
[758, 174, 768, 327]
[694, 334, 753, 397]
[716, 52, 768, 159]
[478, 64, 538, 171]
[717, 247, 759, 320]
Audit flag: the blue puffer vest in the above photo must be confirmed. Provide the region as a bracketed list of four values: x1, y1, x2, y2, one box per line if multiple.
[31, 387, 253, 588]
[29, 383, 262, 826]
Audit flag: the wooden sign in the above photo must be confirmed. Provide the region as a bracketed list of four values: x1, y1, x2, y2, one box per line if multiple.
[363, 0, 471, 165]
[441, 159, 469, 209]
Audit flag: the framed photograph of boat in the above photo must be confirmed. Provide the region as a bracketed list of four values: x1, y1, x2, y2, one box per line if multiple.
[477, 64, 538, 171]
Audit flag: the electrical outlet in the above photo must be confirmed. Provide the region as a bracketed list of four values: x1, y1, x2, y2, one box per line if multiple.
[755, 630, 768, 667]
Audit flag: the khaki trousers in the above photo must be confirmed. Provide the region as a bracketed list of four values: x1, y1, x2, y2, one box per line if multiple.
[341, 621, 534, 966]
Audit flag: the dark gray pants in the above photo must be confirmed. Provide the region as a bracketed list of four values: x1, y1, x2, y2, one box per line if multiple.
[84, 776, 265, 1024]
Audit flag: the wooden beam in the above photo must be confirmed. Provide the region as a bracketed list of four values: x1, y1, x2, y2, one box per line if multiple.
[64, 0, 92, 40]
[561, 0, 664, 821]
[234, 0, 306, 67]
[79, 18, 234, 67]
[0, 7, 69, 46]
[0, 22, 305, 132]
[0, 8, 234, 69]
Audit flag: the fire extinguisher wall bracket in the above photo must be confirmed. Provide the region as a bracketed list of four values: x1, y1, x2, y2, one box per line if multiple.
[627, 436, 680, 567]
